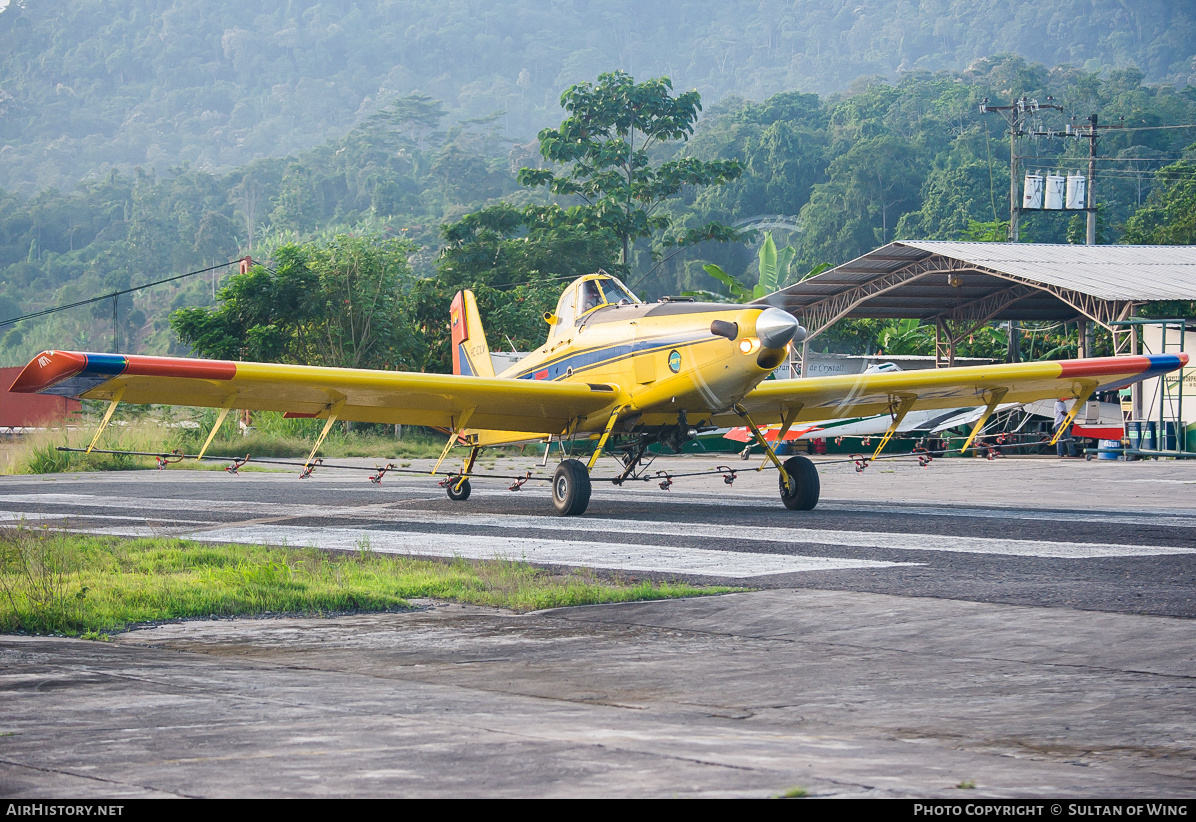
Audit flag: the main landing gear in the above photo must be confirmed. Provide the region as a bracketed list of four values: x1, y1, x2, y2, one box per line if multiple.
[552, 459, 591, 515]
[446, 477, 471, 500]
[442, 444, 479, 502]
[778, 454, 819, 510]
[734, 405, 821, 511]
[443, 406, 821, 515]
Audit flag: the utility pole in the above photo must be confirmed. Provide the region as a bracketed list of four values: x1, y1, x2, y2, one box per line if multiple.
[1060, 113, 1122, 245]
[980, 96, 1062, 242]
[1087, 114, 1098, 245]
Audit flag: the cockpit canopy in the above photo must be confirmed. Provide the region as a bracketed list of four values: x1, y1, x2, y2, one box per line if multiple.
[548, 273, 640, 339]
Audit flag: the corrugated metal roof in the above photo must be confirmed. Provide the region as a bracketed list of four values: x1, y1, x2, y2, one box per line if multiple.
[761, 242, 1196, 320]
[899, 242, 1196, 300]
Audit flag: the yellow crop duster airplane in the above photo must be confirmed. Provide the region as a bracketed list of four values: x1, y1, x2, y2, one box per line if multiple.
[11, 272, 1188, 516]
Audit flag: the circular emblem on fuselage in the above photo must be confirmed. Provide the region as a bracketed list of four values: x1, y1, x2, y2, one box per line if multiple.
[668, 349, 681, 373]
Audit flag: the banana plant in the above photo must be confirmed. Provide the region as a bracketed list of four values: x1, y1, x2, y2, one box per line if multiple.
[701, 232, 830, 303]
[877, 318, 935, 356]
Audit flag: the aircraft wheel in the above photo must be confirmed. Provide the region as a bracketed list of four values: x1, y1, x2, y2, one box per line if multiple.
[552, 459, 592, 516]
[779, 455, 820, 510]
[446, 478, 471, 501]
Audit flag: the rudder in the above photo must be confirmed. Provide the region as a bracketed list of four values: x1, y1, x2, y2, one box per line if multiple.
[450, 290, 494, 377]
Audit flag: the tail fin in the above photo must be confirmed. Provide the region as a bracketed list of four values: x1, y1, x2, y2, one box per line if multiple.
[450, 290, 494, 377]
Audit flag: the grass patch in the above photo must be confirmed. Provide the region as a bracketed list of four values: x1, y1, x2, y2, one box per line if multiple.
[0, 525, 731, 636]
[2, 410, 538, 474]
[3, 424, 169, 474]
[776, 787, 809, 798]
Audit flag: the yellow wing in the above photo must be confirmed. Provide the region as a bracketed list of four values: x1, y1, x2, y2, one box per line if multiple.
[10, 351, 618, 435]
[716, 355, 1187, 426]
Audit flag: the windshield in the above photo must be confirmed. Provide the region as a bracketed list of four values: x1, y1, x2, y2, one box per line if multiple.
[595, 276, 639, 305]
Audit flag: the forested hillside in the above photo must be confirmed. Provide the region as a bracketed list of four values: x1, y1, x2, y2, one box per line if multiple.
[1, 0, 1193, 192]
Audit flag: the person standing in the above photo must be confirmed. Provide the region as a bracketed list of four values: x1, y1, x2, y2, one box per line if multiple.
[1054, 398, 1077, 458]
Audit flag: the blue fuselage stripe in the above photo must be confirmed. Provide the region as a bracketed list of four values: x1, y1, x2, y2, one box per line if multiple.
[516, 334, 711, 381]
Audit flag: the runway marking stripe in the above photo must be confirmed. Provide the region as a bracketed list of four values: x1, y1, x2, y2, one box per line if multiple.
[9, 489, 1195, 535]
[351, 511, 1196, 560]
[1, 490, 1193, 559]
[81, 524, 914, 578]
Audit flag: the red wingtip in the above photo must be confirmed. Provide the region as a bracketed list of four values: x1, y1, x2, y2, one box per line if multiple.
[9, 351, 87, 394]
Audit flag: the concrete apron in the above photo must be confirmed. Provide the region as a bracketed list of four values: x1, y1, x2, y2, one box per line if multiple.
[2, 588, 1193, 798]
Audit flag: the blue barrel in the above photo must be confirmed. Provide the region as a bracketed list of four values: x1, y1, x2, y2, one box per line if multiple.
[1161, 421, 1184, 452]
[1098, 439, 1121, 459]
[1127, 421, 1155, 452]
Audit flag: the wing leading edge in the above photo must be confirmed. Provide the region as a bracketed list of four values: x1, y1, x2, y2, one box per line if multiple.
[721, 354, 1188, 426]
[10, 350, 619, 435]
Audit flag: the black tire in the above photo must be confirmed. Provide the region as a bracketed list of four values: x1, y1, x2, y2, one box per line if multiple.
[552, 459, 592, 516]
[446, 477, 471, 501]
[779, 455, 820, 510]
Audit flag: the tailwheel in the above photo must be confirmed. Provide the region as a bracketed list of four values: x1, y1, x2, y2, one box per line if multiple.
[446, 477, 471, 501]
[778, 455, 820, 510]
[552, 458, 592, 516]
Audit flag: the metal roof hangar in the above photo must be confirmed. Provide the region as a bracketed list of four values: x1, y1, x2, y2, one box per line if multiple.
[759, 242, 1196, 374]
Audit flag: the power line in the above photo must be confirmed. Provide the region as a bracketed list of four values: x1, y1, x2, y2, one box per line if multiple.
[1012, 153, 1190, 163]
[1113, 124, 1196, 132]
[1027, 123, 1196, 135]
[1081, 168, 1196, 176]
[1017, 166, 1196, 178]
[1092, 156, 1187, 163]
[0, 259, 244, 330]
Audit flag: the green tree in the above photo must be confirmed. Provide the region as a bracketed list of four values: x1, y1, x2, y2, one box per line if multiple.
[437, 203, 617, 289]
[1122, 158, 1196, 318]
[796, 135, 925, 269]
[517, 71, 745, 268]
[406, 203, 620, 372]
[171, 234, 415, 370]
[192, 211, 239, 266]
[961, 219, 1011, 241]
[895, 137, 1004, 241]
[1122, 159, 1196, 245]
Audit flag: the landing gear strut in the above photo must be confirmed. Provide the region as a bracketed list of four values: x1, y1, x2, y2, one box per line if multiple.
[548, 408, 622, 516]
[735, 405, 821, 511]
[444, 446, 479, 502]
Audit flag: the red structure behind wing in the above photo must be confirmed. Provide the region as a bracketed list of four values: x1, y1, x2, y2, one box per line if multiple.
[0, 366, 81, 428]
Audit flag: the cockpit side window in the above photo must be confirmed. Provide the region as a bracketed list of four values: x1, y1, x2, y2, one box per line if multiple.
[579, 279, 603, 315]
[550, 286, 578, 339]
